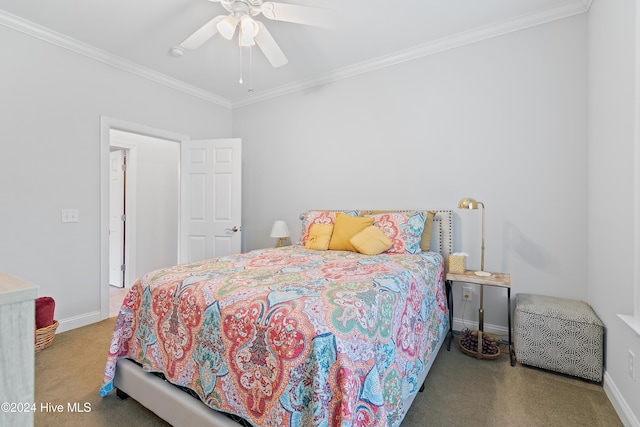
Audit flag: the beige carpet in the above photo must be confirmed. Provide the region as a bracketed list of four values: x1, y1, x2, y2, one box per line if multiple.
[34, 318, 622, 427]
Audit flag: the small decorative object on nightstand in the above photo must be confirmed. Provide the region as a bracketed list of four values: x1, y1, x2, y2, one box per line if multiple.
[270, 220, 290, 247]
[448, 252, 468, 273]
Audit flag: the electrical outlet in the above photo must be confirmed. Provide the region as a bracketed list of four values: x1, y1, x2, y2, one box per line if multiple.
[61, 209, 79, 223]
[462, 286, 473, 302]
[629, 350, 636, 380]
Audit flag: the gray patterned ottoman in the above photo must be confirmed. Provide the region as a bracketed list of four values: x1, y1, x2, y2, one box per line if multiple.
[514, 294, 603, 382]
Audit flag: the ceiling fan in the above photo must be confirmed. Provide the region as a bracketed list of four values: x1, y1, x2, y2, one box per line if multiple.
[179, 0, 336, 68]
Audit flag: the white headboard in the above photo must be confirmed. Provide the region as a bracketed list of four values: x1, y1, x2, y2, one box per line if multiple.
[430, 210, 453, 262]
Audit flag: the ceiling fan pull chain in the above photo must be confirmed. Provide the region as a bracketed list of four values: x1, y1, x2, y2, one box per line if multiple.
[238, 44, 244, 85]
[248, 45, 254, 92]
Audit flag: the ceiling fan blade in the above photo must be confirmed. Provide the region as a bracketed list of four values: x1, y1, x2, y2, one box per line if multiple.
[254, 22, 288, 68]
[179, 15, 226, 49]
[261, 2, 336, 29]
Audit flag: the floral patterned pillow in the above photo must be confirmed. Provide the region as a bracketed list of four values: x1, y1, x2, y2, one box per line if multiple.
[366, 212, 426, 254]
[300, 210, 359, 246]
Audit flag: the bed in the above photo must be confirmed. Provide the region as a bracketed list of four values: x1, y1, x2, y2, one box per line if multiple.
[100, 209, 453, 427]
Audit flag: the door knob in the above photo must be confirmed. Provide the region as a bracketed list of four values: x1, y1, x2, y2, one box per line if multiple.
[227, 226, 240, 232]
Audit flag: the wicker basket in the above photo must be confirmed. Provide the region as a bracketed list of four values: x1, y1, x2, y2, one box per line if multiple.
[459, 329, 501, 360]
[35, 320, 59, 352]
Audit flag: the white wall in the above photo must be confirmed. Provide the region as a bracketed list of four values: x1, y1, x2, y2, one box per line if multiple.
[588, 0, 640, 425]
[133, 135, 180, 278]
[234, 15, 589, 331]
[0, 24, 232, 331]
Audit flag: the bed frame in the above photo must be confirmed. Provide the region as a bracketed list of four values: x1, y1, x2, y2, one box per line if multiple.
[113, 210, 453, 427]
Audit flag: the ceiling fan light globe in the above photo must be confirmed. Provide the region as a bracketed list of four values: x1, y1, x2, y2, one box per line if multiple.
[217, 15, 238, 40]
[240, 15, 259, 37]
[238, 27, 256, 46]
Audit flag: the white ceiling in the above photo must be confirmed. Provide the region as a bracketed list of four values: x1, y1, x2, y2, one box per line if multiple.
[0, 0, 590, 108]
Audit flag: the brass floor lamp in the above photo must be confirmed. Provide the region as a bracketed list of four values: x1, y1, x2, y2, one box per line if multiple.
[458, 197, 487, 331]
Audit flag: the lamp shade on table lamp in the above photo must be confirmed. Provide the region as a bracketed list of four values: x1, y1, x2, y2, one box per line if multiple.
[270, 220, 290, 247]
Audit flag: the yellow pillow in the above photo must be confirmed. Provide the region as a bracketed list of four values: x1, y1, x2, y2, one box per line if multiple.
[350, 226, 393, 255]
[328, 213, 374, 251]
[305, 224, 334, 250]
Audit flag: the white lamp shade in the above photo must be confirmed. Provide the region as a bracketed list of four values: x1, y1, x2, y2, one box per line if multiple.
[238, 16, 259, 46]
[240, 15, 259, 37]
[270, 220, 290, 238]
[239, 30, 256, 46]
[217, 15, 238, 40]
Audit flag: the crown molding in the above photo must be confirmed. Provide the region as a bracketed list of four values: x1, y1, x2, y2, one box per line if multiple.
[231, 0, 591, 109]
[0, 0, 591, 111]
[0, 9, 232, 109]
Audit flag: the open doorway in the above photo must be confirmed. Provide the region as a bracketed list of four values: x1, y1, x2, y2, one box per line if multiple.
[108, 129, 180, 313]
[100, 118, 243, 320]
[101, 118, 188, 319]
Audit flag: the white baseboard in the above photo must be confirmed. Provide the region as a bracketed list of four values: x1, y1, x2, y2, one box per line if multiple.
[56, 310, 101, 334]
[603, 372, 640, 427]
[451, 316, 639, 427]
[451, 316, 510, 339]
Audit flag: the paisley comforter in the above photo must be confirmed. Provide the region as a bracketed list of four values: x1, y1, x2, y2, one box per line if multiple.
[100, 245, 449, 427]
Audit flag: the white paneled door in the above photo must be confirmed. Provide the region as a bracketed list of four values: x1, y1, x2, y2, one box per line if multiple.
[180, 139, 242, 263]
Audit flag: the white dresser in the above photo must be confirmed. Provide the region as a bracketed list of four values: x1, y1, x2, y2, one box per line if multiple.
[0, 273, 38, 427]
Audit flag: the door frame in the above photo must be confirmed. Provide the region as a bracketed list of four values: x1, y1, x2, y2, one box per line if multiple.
[100, 116, 189, 320]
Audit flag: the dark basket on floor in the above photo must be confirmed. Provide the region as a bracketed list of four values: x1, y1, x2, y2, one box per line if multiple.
[459, 328, 501, 360]
[35, 320, 59, 352]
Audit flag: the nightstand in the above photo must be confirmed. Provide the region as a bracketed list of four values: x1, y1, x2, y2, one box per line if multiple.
[445, 270, 514, 366]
